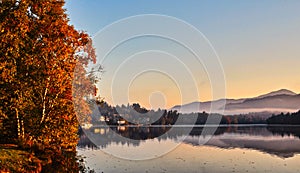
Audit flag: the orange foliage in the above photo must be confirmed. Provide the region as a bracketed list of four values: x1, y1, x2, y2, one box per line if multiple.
[0, 0, 98, 151]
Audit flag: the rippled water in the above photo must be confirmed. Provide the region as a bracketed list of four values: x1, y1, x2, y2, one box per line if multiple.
[77, 125, 300, 173]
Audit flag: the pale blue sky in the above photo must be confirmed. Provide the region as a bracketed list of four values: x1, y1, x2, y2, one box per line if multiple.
[65, 1, 300, 108]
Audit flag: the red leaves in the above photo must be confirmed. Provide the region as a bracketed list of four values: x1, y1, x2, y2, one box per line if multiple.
[94, 86, 98, 96]
[62, 115, 69, 121]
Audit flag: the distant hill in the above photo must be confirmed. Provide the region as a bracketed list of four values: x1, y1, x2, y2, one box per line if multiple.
[171, 89, 300, 115]
[255, 89, 296, 99]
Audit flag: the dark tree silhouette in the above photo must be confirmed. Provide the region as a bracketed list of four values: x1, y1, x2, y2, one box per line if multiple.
[267, 110, 300, 125]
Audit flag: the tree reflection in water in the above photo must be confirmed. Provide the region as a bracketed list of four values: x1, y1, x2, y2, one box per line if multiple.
[78, 125, 300, 158]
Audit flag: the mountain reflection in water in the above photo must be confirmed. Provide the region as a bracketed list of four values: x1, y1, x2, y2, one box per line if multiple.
[78, 125, 300, 158]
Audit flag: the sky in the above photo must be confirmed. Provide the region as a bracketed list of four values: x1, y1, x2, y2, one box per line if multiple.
[65, 0, 300, 109]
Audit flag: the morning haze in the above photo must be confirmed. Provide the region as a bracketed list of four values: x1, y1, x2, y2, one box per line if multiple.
[65, 0, 300, 109]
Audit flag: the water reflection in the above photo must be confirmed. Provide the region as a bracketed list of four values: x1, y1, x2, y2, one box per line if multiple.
[78, 125, 300, 158]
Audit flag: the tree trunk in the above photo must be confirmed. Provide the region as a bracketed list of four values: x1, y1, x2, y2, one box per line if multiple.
[41, 87, 48, 123]
[15, 108, 21, 139]
[15, 108, 24, 140]
[21, 118, 25, 139]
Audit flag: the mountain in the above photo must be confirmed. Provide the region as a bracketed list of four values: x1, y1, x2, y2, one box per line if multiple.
[255, 89, 296, 99]
[171, 89, 300, 115]
[171, 98, 244, 114]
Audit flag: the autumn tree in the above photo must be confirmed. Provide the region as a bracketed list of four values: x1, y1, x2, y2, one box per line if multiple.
[0, 0, 97, 153]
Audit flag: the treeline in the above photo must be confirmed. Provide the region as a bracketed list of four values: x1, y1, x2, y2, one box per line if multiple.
[181, 112, 268, 125]
[92, 102, 179, 125]
[91, 102, 271, 126]
[267, 110, 300, 125]
[184, 111, 300, 125]
[91, 102, 300, 126]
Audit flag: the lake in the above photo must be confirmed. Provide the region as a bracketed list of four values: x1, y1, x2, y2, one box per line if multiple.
[77, 125, 300, 173]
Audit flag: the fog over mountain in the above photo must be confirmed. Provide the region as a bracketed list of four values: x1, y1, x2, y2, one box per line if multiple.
[171, 89, 300, 115]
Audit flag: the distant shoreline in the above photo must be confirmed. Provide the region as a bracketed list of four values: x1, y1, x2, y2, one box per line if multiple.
[83, 124, 300, 129]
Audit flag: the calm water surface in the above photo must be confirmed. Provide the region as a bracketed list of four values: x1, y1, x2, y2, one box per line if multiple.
[77, 125, 300, 173]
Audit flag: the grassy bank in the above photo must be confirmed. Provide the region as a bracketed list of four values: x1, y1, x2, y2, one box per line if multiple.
[0, 145, 42, 173]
